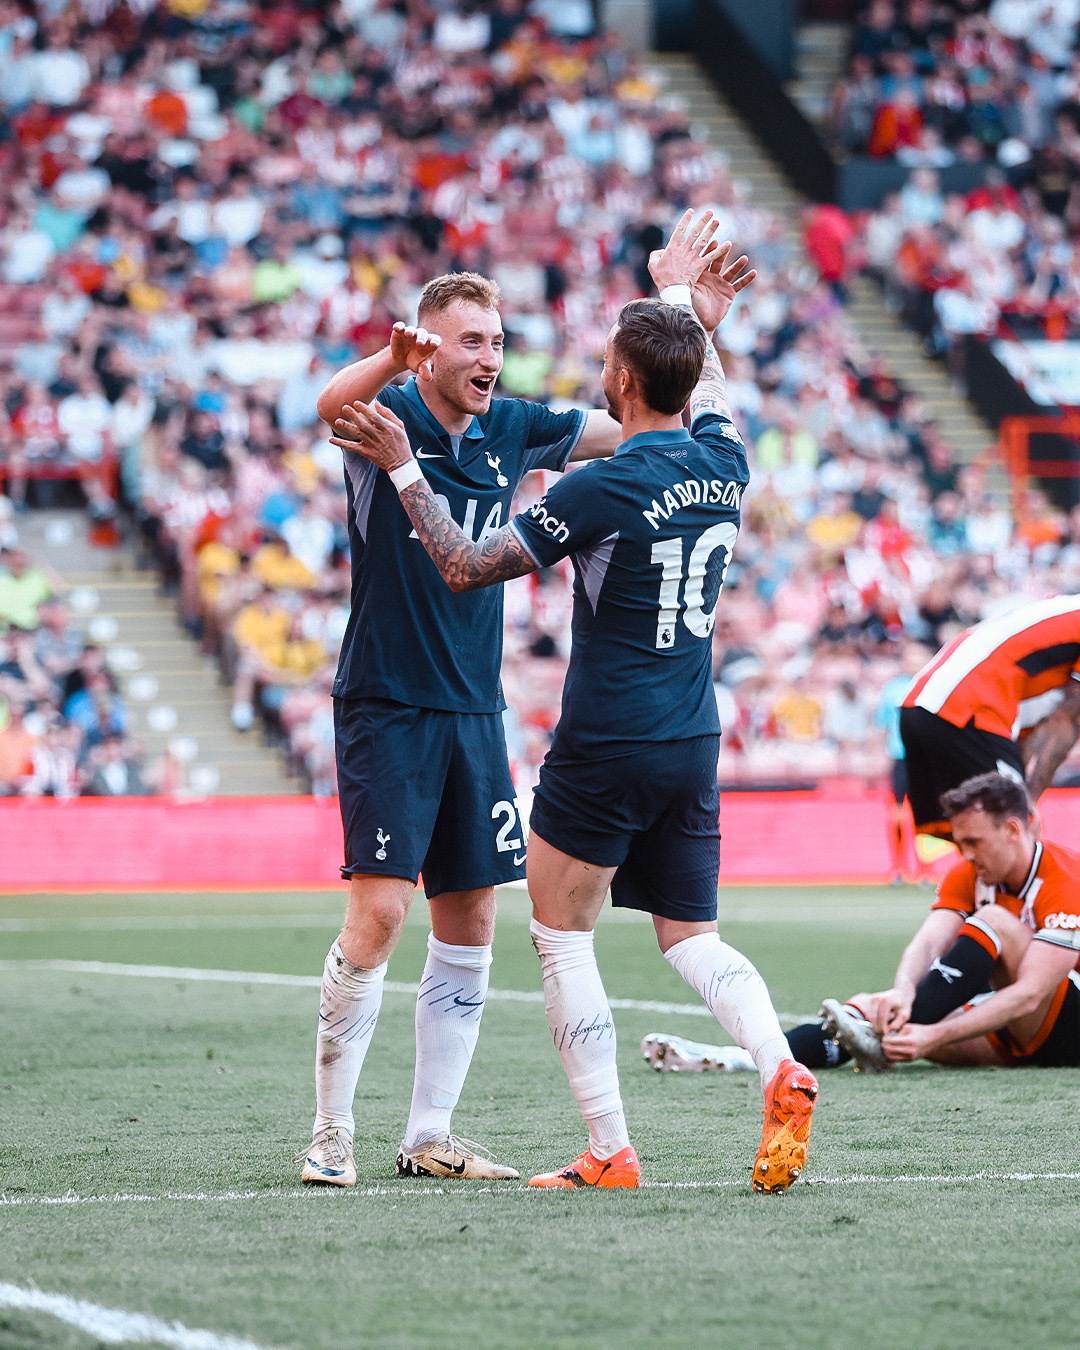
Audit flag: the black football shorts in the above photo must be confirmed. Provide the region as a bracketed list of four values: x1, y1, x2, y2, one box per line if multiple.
[990, 972, 1080, 1067]
[899, 706, 1025, 835]
[529, 734, 721, 923]
[334, 696, 525, 897]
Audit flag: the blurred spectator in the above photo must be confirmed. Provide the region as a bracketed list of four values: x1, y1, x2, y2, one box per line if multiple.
[0, 699, 35, 795]
[0, 548, 53, 630]
[83, 733, 149, 796]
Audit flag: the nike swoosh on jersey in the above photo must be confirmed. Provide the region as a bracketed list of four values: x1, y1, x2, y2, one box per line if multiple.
[415, 449, 444, 459]
[513, 853, 526, 865]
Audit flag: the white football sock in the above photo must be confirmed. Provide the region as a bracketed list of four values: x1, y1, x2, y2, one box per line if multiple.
[402, 934, 492, 1151]
[530, 919, 630, 1161]
[663, 932, 791, 1091]
[313, 939, 387, 1139]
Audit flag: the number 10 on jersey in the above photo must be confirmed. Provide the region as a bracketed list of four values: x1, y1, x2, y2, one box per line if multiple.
[650, 522, 738, 649]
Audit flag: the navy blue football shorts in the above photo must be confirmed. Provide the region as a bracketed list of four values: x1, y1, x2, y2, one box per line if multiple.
[529, 734, 721, 923]
[334, 697, 526, 898]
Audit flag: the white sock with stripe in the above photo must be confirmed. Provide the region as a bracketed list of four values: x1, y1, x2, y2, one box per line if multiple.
[313, 939, 387, 1139]
[402, 934, 492, 1151]
[530, 919, 630, 1161]
[663, 932, 790, 1091]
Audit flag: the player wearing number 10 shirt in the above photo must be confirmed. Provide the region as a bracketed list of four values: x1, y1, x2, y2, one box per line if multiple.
[514, 378, 742, 887]
[341, 215, 820, 1194]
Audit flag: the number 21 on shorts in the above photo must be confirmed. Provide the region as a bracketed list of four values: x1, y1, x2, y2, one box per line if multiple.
[492, 798, 527, 863]
[650, 522, 738, 649]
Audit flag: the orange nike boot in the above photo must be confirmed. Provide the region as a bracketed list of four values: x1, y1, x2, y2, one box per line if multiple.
[753, 1059, 818, 1194]
[529, 1145, 640, 1189]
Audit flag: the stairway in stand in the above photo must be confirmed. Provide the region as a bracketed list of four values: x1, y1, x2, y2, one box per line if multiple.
[17, 509, 300, 796]
[649, 52, 997, 473]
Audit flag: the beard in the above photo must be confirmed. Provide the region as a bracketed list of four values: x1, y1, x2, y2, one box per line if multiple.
[431, 363, 494, 416]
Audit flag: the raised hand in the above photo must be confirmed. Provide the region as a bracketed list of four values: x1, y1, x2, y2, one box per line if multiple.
[389, 321, 442, 378]
[329, 400, 413, 471]
[647, 208, 723, 292]
[690, 242, 756, 334]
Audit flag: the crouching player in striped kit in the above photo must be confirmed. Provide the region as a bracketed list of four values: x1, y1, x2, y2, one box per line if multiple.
[334, 211, 819, 1193]
[787, 772, 1080, 1074]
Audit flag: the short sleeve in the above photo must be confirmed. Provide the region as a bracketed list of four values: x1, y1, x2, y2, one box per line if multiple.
[1032, 870, 1080, 951]
[509, 464, 611, 569]
[520, 402, 586, 474]
[932, 860, 977, 915]
[374, 382, 407, 415]
[691, 409, 749, 469]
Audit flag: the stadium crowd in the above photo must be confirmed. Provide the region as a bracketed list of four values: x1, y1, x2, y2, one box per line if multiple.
[4, 0, 1080, 795]
[834, 2, 1080, 355]
[0, 525, 163, 794]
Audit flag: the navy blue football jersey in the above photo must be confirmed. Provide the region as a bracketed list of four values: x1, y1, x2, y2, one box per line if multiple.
[510, 416, 747, 751]
[334, 377, 585, 712]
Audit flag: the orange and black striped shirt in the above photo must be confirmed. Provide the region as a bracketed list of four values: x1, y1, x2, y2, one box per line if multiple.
[904, 595, 1080, 738]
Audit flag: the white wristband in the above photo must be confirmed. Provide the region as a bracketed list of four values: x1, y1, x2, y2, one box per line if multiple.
[389, 460, 423, 492]
[660, 284, 693, 307]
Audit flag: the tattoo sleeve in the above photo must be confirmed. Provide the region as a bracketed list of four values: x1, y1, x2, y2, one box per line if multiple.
[689, 331, 734, 424]
[398, 477, 539, 592]
[1023, 681, 1080, 798]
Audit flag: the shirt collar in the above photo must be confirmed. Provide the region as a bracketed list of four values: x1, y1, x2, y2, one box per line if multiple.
[615, 427, 693, 456]
[402, 375, 485, 445]
[1011, 840, 1043, 901]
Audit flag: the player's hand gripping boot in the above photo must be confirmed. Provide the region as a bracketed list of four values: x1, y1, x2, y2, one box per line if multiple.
[820, 998, 893, 1073]
[528, 1145, 640, 1189]
[753, 1060, 818, 1194]
[297, 1125, 357, 1187]
[396, 1134, 520, 1180]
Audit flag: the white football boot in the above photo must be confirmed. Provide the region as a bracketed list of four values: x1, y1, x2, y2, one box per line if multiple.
[396, 1134, 520, 1180]
[819, 999, 893, 1073]
[297, 1125, 357, 1186]
[640, 1032, 756, 1073]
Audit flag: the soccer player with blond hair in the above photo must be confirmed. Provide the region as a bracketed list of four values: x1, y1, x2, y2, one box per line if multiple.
[298, 272, 622, 1187]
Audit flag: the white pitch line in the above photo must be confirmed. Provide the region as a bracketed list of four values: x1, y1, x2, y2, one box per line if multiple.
[0, 915, 344, 933]
[0, 1281, 278, 1350]
[0, 959, 818, 1024]
[3, 1172, 1078, 1211]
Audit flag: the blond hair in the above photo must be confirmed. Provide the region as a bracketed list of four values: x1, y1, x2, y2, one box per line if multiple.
[417, 272, 501, 322]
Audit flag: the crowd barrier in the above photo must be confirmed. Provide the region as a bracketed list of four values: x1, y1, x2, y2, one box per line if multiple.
[0, 789, 1075, 891]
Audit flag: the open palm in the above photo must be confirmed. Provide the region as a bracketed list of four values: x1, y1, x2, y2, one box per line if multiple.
[692, 243, 756, 332]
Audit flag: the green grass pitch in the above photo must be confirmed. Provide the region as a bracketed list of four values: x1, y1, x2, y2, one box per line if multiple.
[2, 885, 1079, 1350]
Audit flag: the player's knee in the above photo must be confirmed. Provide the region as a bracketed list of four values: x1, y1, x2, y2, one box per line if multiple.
[975, 904, 1029, 939]
[359, 897, 407, 943]
[342, 881, 411, 954]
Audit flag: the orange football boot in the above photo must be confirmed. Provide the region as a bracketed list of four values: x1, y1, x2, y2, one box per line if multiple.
[753, 1059, 818, 1194]
[528, 1145, 640, 1189]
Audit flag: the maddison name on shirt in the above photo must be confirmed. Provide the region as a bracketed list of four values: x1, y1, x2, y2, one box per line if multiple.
[642, 478, 743, 531]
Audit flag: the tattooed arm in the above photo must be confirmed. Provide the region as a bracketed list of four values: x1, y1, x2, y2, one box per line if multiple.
[329, 397, 537, 593]
[1023, 680, 1080, 799]
[397, 478, 538, 592]
[689, 337, 733, 425]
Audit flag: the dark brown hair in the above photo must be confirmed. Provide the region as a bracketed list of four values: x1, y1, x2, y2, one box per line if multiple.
[611, 299, 708, 416]
[417, 272, 501, 321]
[940, 772, 1031, 825]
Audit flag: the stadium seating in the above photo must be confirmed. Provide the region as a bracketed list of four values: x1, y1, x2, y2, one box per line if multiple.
[0, 535, 161, 796]
[838, 3, 1080, 358]
[3, 0, 1078, 795]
